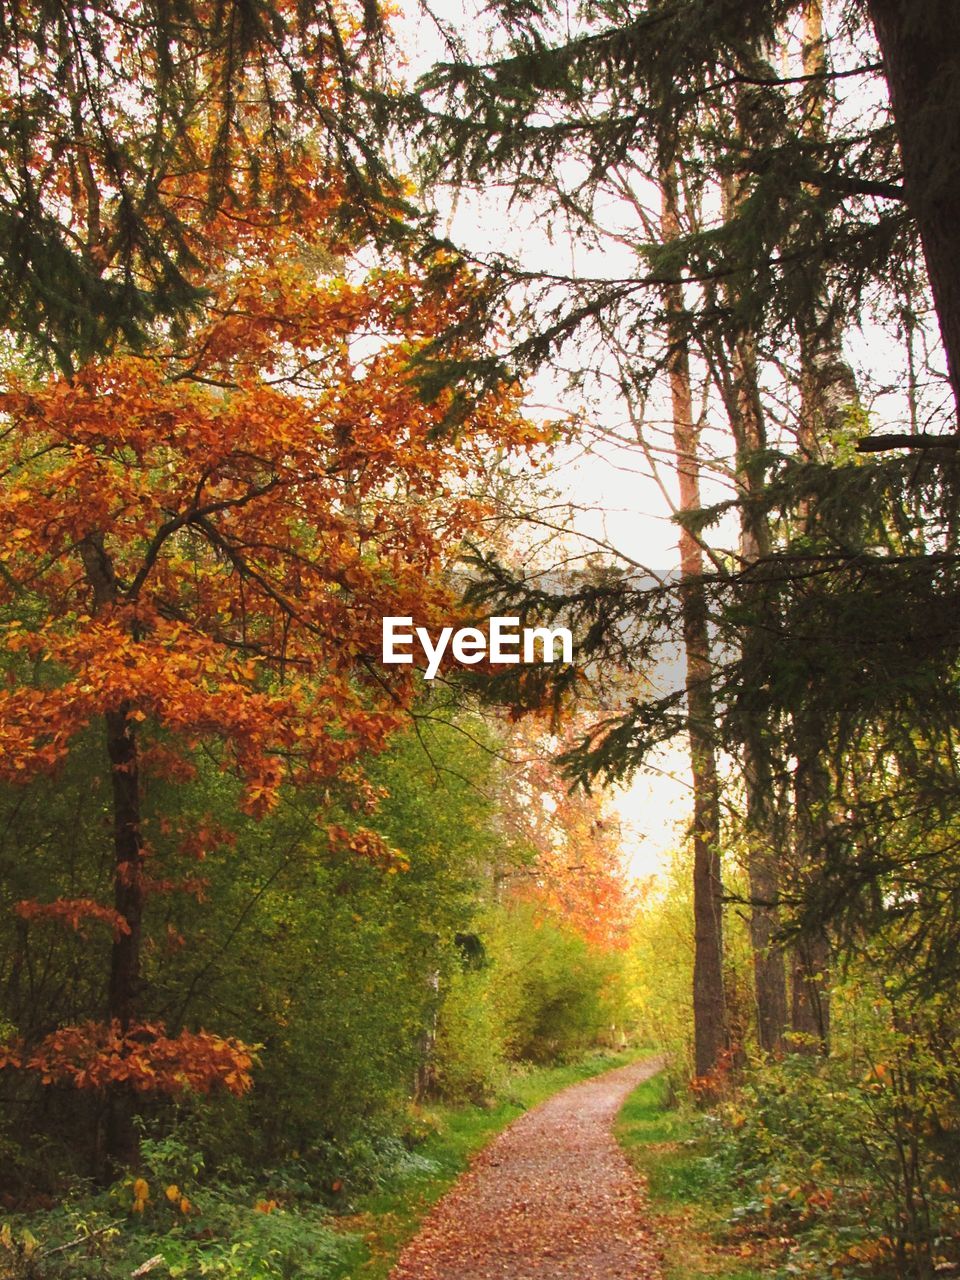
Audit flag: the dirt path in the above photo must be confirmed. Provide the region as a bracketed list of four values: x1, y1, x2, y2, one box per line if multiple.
[389, 1057, 665, 1280]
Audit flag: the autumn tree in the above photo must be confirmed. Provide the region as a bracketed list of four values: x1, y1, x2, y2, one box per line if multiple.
[490, 720, 635, 952]
[0, 148, 534, 1160]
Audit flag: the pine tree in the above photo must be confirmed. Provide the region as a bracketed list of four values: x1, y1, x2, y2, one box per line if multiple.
[0, 0, 406, 371]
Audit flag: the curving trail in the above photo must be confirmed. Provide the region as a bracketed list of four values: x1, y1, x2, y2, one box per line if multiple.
[389, 1056, 665, 1280]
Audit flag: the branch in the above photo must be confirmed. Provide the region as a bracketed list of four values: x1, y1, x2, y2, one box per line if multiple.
[857, 433, 960, 454]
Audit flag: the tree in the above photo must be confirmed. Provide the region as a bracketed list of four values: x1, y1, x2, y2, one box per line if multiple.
[0, 0, 406, 371]
[660, 161, 727, 1078]
[865, 0, 960, 416]
[392, 0, 960, 1075]
[0, 158, 533, 1160]
[431, 0, 958, 419]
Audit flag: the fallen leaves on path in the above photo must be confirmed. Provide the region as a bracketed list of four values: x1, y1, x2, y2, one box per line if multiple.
[390, 1058, 665, 1279]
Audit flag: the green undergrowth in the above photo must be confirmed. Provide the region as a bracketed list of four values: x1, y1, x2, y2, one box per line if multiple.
[615, 1072, 770, 1280]
[0, 1049, 639, 1280]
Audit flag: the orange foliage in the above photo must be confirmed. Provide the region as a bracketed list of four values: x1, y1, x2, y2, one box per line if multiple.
[13, 897, 131, 940]
[0, 136, 539, 1094]
[325, 823, 410, 873]
[497, 723, 636, 949]
[0, 1021, 255, 1095]
[0, 215, 535, 804]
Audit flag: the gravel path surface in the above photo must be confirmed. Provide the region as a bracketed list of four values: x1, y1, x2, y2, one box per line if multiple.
[389, 1056, 665, 1280]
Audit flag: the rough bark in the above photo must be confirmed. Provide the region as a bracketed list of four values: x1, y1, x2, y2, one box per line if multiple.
[866, 0, 960, 422]
[777, 1, 851, 1054]
[729, 338, 789, 1056]
[661, 166, 727, 1082]
[791, 930, 831, 1050]
[789, 753, 832, 1052]
[716, 133, 790, 1055]
[79, 534, 145, 1161]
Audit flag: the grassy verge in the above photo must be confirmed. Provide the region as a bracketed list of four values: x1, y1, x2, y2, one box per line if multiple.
[337, 1047, 643, 1278]
[615, 1071, 775, 1280]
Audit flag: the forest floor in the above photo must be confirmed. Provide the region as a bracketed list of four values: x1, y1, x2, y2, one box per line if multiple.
[386, 1056, 665, 1280]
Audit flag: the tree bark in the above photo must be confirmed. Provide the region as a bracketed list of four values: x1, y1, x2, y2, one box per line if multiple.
[791, 931, 831, 1050]
[660, 166, 727, 1083]
[777, 1, 852, 1055]
[716, 132, 790, 1055]
[79, 534, 145, 1163]
[789, 753, 832, 1052]
[104, 704, 145, 1033]
[729, 339, 789, 1056]
[866, 0, 960, 422]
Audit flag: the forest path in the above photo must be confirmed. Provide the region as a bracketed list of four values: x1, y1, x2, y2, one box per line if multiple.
[389, 1056, 665, 1280]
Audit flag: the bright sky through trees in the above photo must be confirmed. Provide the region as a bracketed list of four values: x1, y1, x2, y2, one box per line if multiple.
[393, 0, 953, 880]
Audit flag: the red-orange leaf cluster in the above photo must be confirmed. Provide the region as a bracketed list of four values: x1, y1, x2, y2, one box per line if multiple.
[0, 1021, 256, 1096]
[0, 132, 542, 1108]
[14, 898, 132, 940]
[497, 722, 636, 950]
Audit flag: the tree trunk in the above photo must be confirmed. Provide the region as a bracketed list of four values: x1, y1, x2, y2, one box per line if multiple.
[80, 534, 145, 1163]
[661, 165, 727, 1083]
[105, 704, 145, 1034]
[717, 136, 790, 1055]
[789, 754, 832, 1052]
[730, 342, 789, 1056]
[791, 931, 831, 1050]
[866, 0, 960, 422]
[776, 1, 853, 1055]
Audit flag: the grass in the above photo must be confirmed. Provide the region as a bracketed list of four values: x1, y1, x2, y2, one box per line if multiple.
[335, 1048, 646, 1279]
[615, 1072, 770, 1280]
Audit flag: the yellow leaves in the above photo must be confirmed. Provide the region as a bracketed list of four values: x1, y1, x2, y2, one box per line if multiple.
[844, 1239, 888, 1264]
[0, 1222, 51, 1269]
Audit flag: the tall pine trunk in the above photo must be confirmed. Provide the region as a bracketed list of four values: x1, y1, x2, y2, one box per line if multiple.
[866, 0, 960, 421]
[779, 0, 862, 1053]
[728, 333, 789, 1056]
[790, 757, 832, 1051]
[660, 164, 727, 1082]
[716, 128, 790, 1054]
